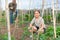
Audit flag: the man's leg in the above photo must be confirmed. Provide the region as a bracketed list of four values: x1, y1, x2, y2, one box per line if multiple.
[9, 10, 15, 34]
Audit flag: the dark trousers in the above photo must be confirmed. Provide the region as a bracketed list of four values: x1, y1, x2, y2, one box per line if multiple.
[9, 10, 17, 24]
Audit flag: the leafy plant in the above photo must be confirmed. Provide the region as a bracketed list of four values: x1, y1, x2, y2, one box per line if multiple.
[56, 13, 60, 23]
[21, 26, 60, 40]
[43, 15, 52, 24]
[21, 27, 31, 40]
[0, 33, 15, 40]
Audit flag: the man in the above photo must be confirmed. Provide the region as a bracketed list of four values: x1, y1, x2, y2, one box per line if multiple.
[8, 0, 17, 24]
[28, 10, 45, 34]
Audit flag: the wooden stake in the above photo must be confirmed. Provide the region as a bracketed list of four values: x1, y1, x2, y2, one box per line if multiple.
[37, 0, 45, 40]
[56, 0, 58, 23]
[37, 32, 39, 40]
[29, 0, 31, 21]
[5, 0, 11, 40]
[0, 0, 1, 18]
[29, 0, 34, 40]
[42, 0, 44, 17]
[52, 0, 56, 38]
[32, 27, 33, 40]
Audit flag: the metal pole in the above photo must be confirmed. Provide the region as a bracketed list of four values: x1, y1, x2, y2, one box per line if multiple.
[5, 0, 11, 40]
[52, 0, 56, 38]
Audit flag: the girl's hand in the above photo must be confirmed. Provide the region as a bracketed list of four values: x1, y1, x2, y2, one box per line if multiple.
[28, 27, 32, 30]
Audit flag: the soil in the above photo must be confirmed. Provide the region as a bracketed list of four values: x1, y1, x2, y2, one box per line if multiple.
[0, 23, 31, 40]
[0, 25, 24, 40]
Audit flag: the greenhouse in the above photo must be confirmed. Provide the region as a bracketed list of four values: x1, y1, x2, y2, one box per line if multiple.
[0, 0, 60, 40]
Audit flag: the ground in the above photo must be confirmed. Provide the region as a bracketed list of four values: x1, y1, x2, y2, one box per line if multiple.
[0, 24, 30, 40]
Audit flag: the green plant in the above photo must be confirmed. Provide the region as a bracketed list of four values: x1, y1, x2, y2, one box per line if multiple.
[0, 33, 15, 40]
[57, 13, 60, 23]
[24, 13, 34, 21]
[21, 25, 60, 40]
[21, 27, 31, 40]
[43, 15, 52, 24]
[24, 14, 29, 21]
[39, 26, 60, 40]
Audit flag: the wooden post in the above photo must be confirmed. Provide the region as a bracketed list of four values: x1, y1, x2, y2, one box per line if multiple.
[42, 0, 44, 17]
[29, 0, 31, 21]
[37, 0, 45, 40]
[0, 0, 2, 18]
[32, 27, 33, 40]
[29, 0, 33, 40]
[5, 0, 11, 40]
[56, 0, 58, 23]
[52, 0, 56, 38]
[0, 0, 2, 33]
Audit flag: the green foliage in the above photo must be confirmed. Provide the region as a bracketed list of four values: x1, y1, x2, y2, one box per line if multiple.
[56, 26, 60, 36]
[24, 13, 34, 21]
[2, 11, 5, 16]
[0, 33, 15, 40]
[0, 17, 6, 26]
[24, 10, 34, 21]
[57, 13, 60, 23]
[21, 27, 31, 40]
[21, 26, 60, 40]
[38, 26, 54, 40]
[56, 36, 60, 40]
[24, 14, 29, 21]
[43, 15, 52, 24]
